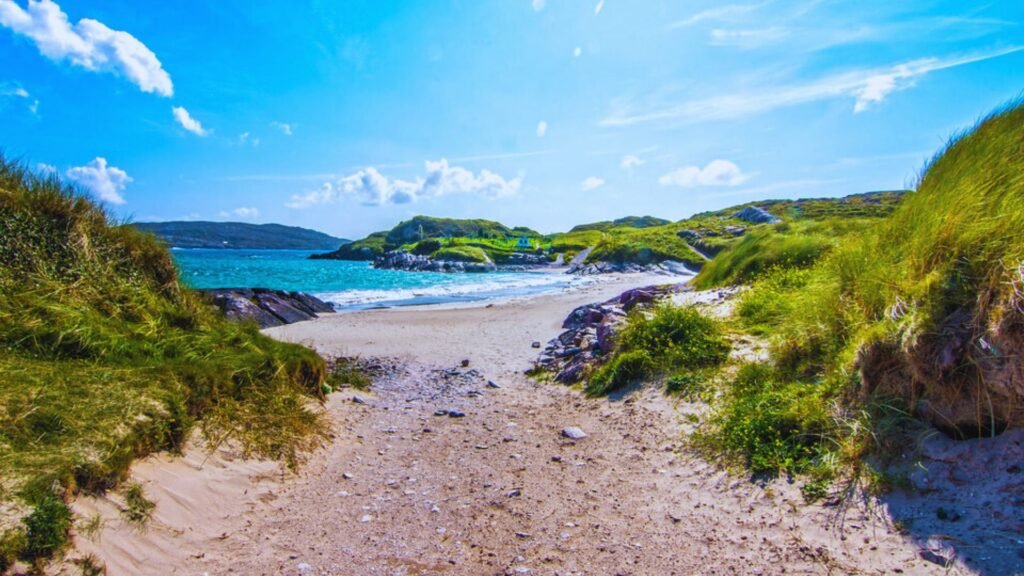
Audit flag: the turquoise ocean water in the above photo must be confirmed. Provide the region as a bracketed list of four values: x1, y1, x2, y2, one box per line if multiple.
[172, 249, 590, 310]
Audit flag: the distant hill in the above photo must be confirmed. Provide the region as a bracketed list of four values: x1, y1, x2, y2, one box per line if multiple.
[569, 215, 671, 233]
[134, 221, 348, 250]
[312, 216, 540, 261]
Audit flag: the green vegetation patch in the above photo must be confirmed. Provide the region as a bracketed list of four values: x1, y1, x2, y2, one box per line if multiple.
[0, 157, 329, 567]
[586, 226, 705, 267]
[433, 245, 490, 263]
[587, 305, 730, 396]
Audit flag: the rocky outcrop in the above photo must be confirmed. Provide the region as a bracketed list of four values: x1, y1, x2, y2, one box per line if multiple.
[567, 260, 696, 276]
[373, 250, 497, 273]
[733, 206, 780, 224]
[201, 289, 334, 328]
[534, 284, 683, 383]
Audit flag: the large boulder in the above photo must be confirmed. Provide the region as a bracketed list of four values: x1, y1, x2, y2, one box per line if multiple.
[203, 289, 334, 328]
[733, 206, 781, 224]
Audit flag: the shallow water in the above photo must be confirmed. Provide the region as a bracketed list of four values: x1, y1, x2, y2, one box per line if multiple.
[172, 248, 589, 309]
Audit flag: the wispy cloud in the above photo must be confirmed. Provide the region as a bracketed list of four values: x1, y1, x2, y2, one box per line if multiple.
[531, 0, 545, 12]
[66, 157, 131, 204]
[580, 176, 605, 191]
[287, 159, 522, 208]
[670, 3, 764, 28]
[601, 46, 1024, 126]
[708, 27, 789, 48]
[0, 0, 172, 96]
[620, 154, 645, 169]
[594, 0, 605, 16]
[271, 121, 294, 136]
[219, 207, 259, 219]
[536, 120, 548, 138]
[659, 160, 751, 188]
[172, 106, 209, 136]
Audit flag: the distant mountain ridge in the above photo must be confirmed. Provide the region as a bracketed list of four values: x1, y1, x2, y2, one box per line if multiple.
[134, 221, 348, 250]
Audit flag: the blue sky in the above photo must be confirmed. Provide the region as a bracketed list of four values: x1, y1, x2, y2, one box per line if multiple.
[1, 0, 1021, 238]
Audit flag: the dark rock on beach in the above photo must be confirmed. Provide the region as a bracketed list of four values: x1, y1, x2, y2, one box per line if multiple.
[201, 288, 334, 328]
[373, 250, 497, 273]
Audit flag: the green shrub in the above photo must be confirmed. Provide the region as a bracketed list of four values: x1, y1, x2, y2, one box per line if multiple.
[120, 482, 155, 527]
[700, 364, 834, 475]
[23, 493, 71, 560]
[411, 238, 442, 255]
[586, 350, 652, 396]
[587, 305, 730, 396]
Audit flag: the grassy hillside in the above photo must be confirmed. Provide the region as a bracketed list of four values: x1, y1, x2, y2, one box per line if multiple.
[311, 216, 546, 263]
[598, 100, 1024, 488]
[134, 221, 348, 250]
[0, 159, 331, 569]
[569, 215, 670, 233]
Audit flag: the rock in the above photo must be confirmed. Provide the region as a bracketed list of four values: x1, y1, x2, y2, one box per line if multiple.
[202, 288, 334, 328]
[733, 206, 781, 224]
[919, 548, 954, 567]
[723, 225, 746, 236]
[448, 410, 466, 418]
[359, 514, 373, 523]
[531, 341, 541, 348]
[561, 426, 587, 440]
[373, 249, 498, 273]
[618, 288, 656, 312]
[352, 396, 366, 404]
[342, 472, 354, 480]
[434, 409, 450, 416]
[486, 380, 501, 389]
[460, 358, 470, 367]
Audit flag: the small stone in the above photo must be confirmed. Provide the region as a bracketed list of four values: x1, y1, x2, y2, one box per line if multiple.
[359, 514, 373, 523]
[448, 410, 466, 418]
[431, 505, 441, 513]
[507, 489, 522, 497]
[486, 380, 501, 389]
[531, 341, 541, 348]
[342, 472, 354, 480]
[351, 396, 366, 404]
[561, 426, 587, 440]
[461, 359, 470, 367]
[434, 409, 449, 416]
[515, 531, 531, 538]
[551, 455, 563, 463]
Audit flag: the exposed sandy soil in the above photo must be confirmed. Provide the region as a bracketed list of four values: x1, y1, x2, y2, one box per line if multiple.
[55, 273, 1022, 575]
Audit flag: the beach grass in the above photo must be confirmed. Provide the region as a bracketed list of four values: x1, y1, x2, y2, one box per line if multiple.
[0, 156, 330, 569]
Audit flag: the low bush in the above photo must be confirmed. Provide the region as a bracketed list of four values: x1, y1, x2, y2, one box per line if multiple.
[586, 305, 730, 396]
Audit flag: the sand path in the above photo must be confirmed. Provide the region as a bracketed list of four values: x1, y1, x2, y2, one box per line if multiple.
[64, 274, 957, 575]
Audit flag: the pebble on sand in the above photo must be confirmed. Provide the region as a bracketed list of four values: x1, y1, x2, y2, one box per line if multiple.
[561, 426, 587, 440]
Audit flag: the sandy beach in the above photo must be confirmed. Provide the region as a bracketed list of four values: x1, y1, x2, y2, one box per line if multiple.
[60, 273, 975, 575]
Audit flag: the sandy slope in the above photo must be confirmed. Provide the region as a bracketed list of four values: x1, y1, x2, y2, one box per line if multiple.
[58, 273, 985, 575]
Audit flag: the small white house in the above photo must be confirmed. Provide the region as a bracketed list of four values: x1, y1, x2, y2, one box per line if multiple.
[515, 236, 533, 250]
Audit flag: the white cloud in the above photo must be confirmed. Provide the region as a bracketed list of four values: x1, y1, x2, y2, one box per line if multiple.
[536, 120, 548, 137]
[531, 0, 545, 11]
[580, 176, 605, 191]
[238, 132, 260, 147]
[594, 0, 605, 15]
[0, 0, 172, 96]
[0, 84, 29, 98]
[66, 157, 131, 204]
[620, 154, 645, 169]
[602, 47, 1024, 126]
[709, 27, 789, 48]
[219, 207, 259, 219]
[670, 4, 763, 28]
[36, 162, 56, 174]
[573, 46, 582, 57]
[271, 121, 293, 136]
[658, 160, 750, 188]
[288, 159, 522, 208]
[172, 106, 208, 136]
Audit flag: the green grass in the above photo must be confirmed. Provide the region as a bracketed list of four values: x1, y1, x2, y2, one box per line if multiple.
[692, 219, 879, 289]
[0, 156, 330, 568]
[692, 99, 1024, 482]
[586, 305, 730, 396]
[585, 225, 705, 267]
[433, 245, 490, 263]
